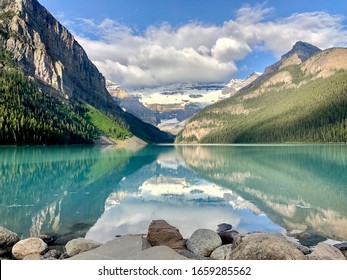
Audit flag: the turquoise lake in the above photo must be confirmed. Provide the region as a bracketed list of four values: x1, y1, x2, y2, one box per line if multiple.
[0, 144, 346, 245]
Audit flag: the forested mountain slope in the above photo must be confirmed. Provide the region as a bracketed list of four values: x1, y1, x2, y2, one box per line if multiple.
[177, 46, 347, 144]
[0, 0, 173, 145]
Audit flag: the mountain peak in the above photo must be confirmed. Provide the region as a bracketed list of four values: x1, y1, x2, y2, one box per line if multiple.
[282, 41, 321, 62]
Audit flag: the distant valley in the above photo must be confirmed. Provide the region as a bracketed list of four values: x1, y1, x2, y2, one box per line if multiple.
[107, 74, 260, 134]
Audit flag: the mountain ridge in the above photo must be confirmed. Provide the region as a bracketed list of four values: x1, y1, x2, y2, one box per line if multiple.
[177, 43, 347, 144]
[243, 41, 321, 91]
[0, 0, 173, 144]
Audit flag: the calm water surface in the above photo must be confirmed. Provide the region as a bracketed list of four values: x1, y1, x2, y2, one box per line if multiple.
[0, 144, 346, 245]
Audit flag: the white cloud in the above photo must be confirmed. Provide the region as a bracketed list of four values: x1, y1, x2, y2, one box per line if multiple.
[67, 4, 347, 88]
[211, 38, 251, 62]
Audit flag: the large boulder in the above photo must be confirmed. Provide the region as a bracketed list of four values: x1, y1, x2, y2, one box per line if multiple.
[146, 220, 186, 250]
[12, 237, 48, 260]
[230, 233, 306, 260]
[65, 238, 102, 257]
[186, 229, 222, 257]
[123, 246, 188, 260]
[210, 244, 233, 260]
[0, 226, 20, 256]
[70, 235, 151, 260]
[308, 243, 346, 260]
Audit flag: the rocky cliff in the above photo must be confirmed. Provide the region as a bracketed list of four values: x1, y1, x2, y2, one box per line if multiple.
[0, 0, 118, 112]
[244, 41, 321, 90]
[0, 0, 173, 143]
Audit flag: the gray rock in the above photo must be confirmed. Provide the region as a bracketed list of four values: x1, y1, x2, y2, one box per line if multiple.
[217, 223, 232, 233]
[288, 241, 312, 255]
[186, 229, 222, 257]
[147, 220, 186, 249]
[23, 254, 44, 260]
[0, 226, 20, 256]
[307, 243, 346, 260]
[342, 251, 347, 259]
[210, 244, 233, 260]
[333, 242, 347, 251]
[70, 235, 151, 260]
[65, 238, 102, 257]
[176, 249, 210, 260]
[12, 237, 48, 260]
[43, 249, 64, 259]
[230, 233, 306, 260]
[123, 246, 188, 260]
[296, 244, 312, 255]
[218, 230, 239, 244]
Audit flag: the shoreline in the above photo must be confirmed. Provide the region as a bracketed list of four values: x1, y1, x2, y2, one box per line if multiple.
[1, 220, 346, 260]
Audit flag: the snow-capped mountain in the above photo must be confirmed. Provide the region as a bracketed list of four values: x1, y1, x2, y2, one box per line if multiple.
[106, 80, 130, 98]
[107, 78, 259, 134]
[131, 82, 226, 108]
[222, 72, 262, 95]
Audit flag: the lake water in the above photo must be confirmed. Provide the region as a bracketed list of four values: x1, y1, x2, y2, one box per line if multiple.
[0, 144, 346, 246]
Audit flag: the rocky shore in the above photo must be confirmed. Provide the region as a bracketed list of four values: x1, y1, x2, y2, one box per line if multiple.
[1, 220, 346, 260]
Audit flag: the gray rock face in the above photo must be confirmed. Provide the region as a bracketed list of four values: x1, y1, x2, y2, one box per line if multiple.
[245, 41, 321, 90]
[11, 237, 48, 260]
[65, 238, 102, 257]
[0, 0, 173, 144]
[147, 220, 186, 250]
[186, 229, 222, 257]
[308, 243, 346, 260]
[0, 0, 114, 112]
[230, 233, 306, 260]
[210, 244, 233, 260]
[0, 226, 20, 256]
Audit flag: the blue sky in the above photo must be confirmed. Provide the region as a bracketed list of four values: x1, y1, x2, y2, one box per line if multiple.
[39, 0, 347, 88]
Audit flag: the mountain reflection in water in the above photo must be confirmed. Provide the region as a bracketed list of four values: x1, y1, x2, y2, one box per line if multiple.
[0, 144, 346, 245]
[178, 145, 347, 243]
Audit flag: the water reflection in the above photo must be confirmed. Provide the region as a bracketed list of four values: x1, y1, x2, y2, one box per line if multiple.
[178, 145, 347, 242]
[0, 146, 137, 239]
[86, 147, 284, 242]
[1, 144, 346, 245]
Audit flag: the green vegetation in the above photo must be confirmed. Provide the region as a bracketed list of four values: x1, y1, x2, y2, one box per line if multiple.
[177, 69, 347, 144]
[0, 48, 132, 145]
[84, 104, 132, 141]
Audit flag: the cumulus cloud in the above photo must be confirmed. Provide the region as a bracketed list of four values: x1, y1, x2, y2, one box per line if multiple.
[67, 4, 347, 88]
